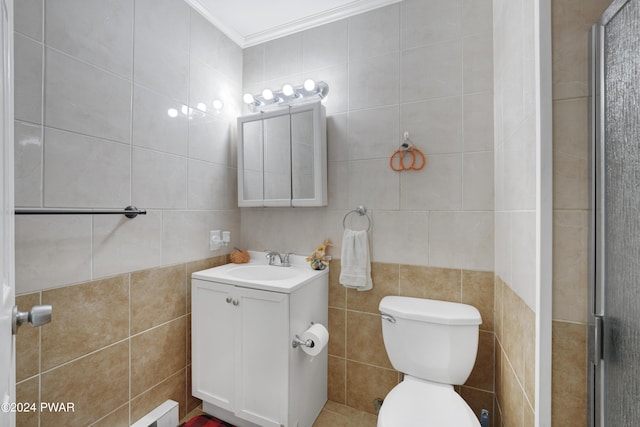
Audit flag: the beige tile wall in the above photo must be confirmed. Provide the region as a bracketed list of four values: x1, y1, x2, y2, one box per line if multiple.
[551, 0, 611, 424]
[14, 255, 227, 427]
[327, 260, 495, 422]
[493, 276, 535, 425]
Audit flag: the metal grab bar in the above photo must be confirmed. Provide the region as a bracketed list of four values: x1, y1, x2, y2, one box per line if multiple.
[15, 205, 146, 219]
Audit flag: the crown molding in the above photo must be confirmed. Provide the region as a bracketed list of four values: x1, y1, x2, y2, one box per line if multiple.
[184, 0, 402, 48]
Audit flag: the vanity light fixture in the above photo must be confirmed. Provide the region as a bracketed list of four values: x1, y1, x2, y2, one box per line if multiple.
[212, 99, 224, 110]
[243, 79, 329, 112]
[282, 84, 296, 97]
[303, 79, 316, 91]
[262, 88, 274, 100]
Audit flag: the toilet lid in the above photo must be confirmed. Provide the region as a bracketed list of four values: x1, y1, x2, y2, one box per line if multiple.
[377, 379, 480, 427]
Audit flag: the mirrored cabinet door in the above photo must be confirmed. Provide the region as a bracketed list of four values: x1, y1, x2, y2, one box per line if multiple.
[291, 110, 314, 200]
[263, 114, 291, 206]
[241, 119, 264, 204]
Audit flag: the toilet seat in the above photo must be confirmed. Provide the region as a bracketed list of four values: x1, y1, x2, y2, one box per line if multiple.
[377, 377, 480, 427]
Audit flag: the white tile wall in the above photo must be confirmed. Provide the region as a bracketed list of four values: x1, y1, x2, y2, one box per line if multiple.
[371, 210, 429, 265]
[92, 210, 163, 278]
[14, 122, 42, 207]
[14, 0, 42, 41]
[401, 0, 462, 49]
[494, 0, 538, 309]
[187, 160, 236, 210]
[132, 85, 189, 156]
[188, 114, 234, 166]
[15, 0, 496, 291]
[190, 11, 242, 81]
[510, 211, 536, 307]
[401, 41, 462, 102]
[264, 33, 303, 82]
[429, 211, 494, 271]
[133, 0, 190, 103]
[14, 33, 42, 124]
[132, 148, 188, 209]
[348, 106, 399, 160]
[306, 64, 349, 115]
[45, 48, 132, 143]
[302, 20, 348, 72]
[45, 0, 133, 78]
[463, 92, 494, 152]
[463, 34, 494, 94]
[348, 5, 399, 61]
[400, 154, 463, 211]
[14, 0, 242, 293]
[400, 97, 463, 155]
[349, 52, 399, 111]
[463, 151, 495, 211]
[15, 215, 92, 293]
[241, 0, 495, 271]
[43, 128, 131, 208]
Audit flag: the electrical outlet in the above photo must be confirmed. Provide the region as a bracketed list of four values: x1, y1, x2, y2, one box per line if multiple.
[210, 230, 221, 251]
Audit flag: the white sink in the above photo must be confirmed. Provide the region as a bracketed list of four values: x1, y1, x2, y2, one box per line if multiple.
[226, 264, 304, 281]
[191, 251, 329, 293]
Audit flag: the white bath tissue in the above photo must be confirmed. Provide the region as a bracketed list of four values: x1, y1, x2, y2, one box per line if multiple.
[300, 323, 329, 356]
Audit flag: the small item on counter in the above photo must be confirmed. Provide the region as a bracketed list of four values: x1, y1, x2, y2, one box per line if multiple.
[230, 248, 250, 264]
[306, 239, 332, 270]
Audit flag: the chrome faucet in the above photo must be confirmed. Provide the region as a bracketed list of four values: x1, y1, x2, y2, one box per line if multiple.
[265, 251, 292, 267]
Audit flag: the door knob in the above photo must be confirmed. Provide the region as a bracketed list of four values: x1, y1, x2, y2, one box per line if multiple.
[12, 305, 52, 335]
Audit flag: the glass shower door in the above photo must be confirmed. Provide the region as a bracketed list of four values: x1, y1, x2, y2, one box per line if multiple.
[592, 0, 640, 425]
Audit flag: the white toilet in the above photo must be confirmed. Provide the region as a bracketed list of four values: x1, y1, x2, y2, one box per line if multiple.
[377, 296, 483, 427]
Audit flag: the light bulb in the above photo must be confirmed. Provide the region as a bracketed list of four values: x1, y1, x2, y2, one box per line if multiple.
[212, 99, 223, 110]
[181, 105, 189, 115]
[243, 93, 255, 104]
[196, 102, 207, 112]
[167, 108, 178, 118]
[282, 84, 294, 96]
[262, 88, 274, 100]
[304, 79, 316, 91]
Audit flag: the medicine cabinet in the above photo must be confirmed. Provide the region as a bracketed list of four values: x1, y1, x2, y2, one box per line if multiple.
[237, 102, 327, 207]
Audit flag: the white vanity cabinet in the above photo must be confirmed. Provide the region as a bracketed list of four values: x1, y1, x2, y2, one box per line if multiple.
[192, 258, 328, 427]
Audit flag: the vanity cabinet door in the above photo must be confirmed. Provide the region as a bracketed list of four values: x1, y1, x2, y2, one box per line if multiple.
[192, 279, 290, 427]
[191, 280, 236, 411]
[235, 287, 289, 427]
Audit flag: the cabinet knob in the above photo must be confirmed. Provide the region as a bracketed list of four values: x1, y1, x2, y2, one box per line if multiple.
[233, 299, 240, 306]
[226, 297, 232, 304]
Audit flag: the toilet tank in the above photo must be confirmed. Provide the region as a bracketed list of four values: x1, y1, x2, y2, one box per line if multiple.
[379, 296, 482, 385]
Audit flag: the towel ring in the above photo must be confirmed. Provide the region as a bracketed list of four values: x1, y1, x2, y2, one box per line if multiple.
[343, 206, 371, 232]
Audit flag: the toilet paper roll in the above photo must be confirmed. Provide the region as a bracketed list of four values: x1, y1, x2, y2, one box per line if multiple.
[299, 323, 329, 356]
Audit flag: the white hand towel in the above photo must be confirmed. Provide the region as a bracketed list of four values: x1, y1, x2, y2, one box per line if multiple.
[339, 229, 373, 291]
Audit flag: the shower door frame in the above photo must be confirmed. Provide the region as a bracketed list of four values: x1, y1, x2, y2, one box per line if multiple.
[588, 18, 604, 427]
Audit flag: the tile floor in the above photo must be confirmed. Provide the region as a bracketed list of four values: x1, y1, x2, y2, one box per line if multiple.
[181, 400, 377, 427]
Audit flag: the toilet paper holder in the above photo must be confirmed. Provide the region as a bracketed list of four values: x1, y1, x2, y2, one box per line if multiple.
[292, 322, 316, 349]
[292, 335, 315, 349]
